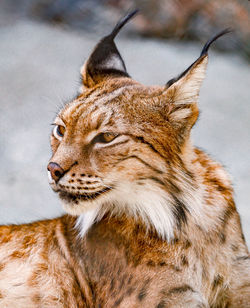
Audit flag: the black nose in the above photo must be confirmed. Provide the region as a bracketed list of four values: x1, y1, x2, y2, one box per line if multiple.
[47, 162, 65, 182]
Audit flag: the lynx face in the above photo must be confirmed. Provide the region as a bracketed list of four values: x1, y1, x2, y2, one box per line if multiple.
[47, 12, 227, 240]
[49, 81, 177, 237]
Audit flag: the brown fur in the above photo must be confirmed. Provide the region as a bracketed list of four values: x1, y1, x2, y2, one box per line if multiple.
[0, 17, 249, 307]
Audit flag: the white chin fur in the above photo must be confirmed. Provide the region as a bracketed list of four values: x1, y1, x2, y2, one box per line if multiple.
[62, 200, 98, 216]
[73, 182, 176, 242]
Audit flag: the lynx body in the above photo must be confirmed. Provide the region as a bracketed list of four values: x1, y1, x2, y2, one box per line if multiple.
[0, 12, 249, 308]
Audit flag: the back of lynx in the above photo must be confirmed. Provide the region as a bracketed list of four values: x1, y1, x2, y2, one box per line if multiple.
[0, 11, 249, 308]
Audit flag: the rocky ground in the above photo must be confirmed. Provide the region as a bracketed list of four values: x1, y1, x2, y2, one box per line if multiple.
[0, 19, 249, 245]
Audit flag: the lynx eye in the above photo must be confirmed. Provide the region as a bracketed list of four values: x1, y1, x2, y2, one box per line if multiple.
[53, 125, 65, 141]
[94, 132, 118, 144]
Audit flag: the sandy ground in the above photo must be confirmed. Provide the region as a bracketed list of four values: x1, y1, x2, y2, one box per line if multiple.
[0, 20, 249, 245]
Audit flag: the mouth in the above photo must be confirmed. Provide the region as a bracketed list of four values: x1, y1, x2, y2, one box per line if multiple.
[58, 187, 112, 203]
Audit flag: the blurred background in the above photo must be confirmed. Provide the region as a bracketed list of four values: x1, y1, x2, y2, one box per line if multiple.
[0, 0, 249, 245]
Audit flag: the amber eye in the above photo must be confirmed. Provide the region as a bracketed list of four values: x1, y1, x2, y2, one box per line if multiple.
[53, 125, 65, 140]
[94, 132, 118, 144]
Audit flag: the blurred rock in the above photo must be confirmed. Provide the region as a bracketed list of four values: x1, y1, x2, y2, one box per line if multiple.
[129, 0, 250, 60]
[0, 0, 249, 60]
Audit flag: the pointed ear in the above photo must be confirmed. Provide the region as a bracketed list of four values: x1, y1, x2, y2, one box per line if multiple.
[81, 10, 138, 88]
[166, 54, 208, 106]
[163, 29, 231, 138]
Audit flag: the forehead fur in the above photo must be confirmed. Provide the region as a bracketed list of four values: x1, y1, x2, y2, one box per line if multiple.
[59, 77, 179, 157]
[62, 78, 166, 129]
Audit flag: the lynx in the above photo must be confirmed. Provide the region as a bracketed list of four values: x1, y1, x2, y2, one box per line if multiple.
[0, 11, 249, 308]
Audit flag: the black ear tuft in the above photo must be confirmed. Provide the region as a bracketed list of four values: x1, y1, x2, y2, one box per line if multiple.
[110, 9, 139, 40]
[166, 29, 232, 88]
[200, 28, 232, 56]
[81, 9, 139, 87]
[166, 62, 194, 88]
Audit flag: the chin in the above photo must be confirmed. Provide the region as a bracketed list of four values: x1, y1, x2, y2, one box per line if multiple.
[58, 188, 112, 216]
[62, 201, 96, 216]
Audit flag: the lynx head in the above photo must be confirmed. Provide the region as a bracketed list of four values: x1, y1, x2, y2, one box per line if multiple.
[47, 11, 229, 240]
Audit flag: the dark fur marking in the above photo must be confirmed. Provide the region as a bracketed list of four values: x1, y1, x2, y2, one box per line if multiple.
[212, 275, 224, 290]
[156, 301, 166, 308]
[210, 178, 228, 193]
[127, 275, 133, 285]
[219, 232, 226, 244]
[132, 255, 142, 267]
[171, 238, 179, 244]
[147, 260, 156, 267]
[220, 206, 235, 228]
[149, 176, 165, 186]
[0, 263, 5, 272]
[135, 136, 166, 159]
[113, 295, 124, 307]
[184, 169, 195, 181]
[88, 280, 97, 303]
[167, 179, 181, 194]
[138, 278, 151, 301]
[138, 176, 165, 187]
[119, 274, 127, 290]
[184, 240, 192, 249]
[231, 244, 238, 252]
[168, 284, 194, 294]
[218, 206, 236, 245]
[138, 284, 148, 301]
[181, 255, 189, 266]
[171, 195, 188, 229]
[236, 255, 250, 261]
[110, 278, 115, 292]
[175, 159, 197, 188]
[126, 287, 134, 296]
[117, 155, 163, 174]
[241, 232, 246, 243]
[171, 265, 181, 272]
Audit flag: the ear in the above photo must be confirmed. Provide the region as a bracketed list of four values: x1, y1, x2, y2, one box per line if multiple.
[81, 10, 138, 88]
[164, 55, 208, 131]
[163, 29, 231, 139]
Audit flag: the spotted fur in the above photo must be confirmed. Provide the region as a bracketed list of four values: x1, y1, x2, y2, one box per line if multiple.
[0, 11, 249, 308]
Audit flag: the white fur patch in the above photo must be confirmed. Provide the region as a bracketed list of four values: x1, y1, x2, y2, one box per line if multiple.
[171, 108, 192, 121]
[100, 54, 126, 72]
[75, 205, 101, 238]
[47, 170, 54, 184]
[169, 56, 208, 105]
[78, 85, 84, 94]
[80, 54, 125, 78]
[75, 181, 175, 241]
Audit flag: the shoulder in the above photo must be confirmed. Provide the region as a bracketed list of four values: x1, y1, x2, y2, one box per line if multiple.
[193, 147, 232, 191]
